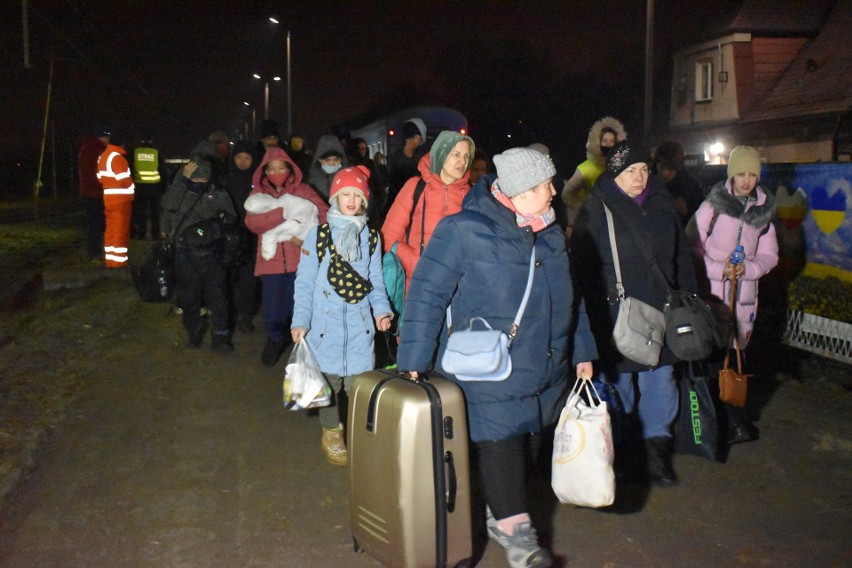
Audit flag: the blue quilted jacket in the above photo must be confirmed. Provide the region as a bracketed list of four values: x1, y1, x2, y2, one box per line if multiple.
[292, 223, 392, 377]
[397, 180, 597, 442]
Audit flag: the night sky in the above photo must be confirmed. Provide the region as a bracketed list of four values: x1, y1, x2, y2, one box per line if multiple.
[2, 0, 723, 195]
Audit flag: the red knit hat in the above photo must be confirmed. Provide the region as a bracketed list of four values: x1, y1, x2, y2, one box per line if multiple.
[330, 165, 371, 205]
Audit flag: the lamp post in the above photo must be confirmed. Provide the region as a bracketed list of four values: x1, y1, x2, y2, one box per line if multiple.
[252, 73, 281, 120]
[243, 101, 256, 140]
[269, 18, 293, 137]
[287, 30, 292, 137]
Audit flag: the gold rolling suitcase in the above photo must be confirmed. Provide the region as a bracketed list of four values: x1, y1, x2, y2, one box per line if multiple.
[348, 369, 472, 568]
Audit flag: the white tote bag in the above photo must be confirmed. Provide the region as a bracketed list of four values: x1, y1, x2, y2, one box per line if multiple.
[551, 378, 615, 508]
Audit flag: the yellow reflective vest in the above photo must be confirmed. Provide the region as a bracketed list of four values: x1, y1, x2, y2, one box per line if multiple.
[133, 146, 161, 184]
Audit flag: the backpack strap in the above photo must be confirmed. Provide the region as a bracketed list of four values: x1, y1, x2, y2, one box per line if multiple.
[316, 222, 378, 262]
[706, 211, 720, 238]
[404, 179, 427, 245]
[368, 228, 378, 257]
[316, 223, 332, 263]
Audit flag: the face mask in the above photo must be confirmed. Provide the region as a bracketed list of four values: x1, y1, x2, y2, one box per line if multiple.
[321, 163, 342, 175]
[187, 181, 209, 194]
[267, 172, 288, 187]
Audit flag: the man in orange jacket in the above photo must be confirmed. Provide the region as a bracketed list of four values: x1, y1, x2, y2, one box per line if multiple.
[97, 135, 135, 268]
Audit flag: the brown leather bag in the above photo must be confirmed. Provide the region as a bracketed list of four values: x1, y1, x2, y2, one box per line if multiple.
[719, 344, 749, 407]
[719, 267, 750, 407]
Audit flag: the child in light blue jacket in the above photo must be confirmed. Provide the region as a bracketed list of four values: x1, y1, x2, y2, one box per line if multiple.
[291, 166, 392, 465]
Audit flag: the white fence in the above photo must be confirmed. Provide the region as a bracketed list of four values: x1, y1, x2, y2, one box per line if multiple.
[784, 310, 852, 364]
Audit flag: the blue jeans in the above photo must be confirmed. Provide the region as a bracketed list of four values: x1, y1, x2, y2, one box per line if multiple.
[604, 364, 677, 440]
[261, 272, 296, 341]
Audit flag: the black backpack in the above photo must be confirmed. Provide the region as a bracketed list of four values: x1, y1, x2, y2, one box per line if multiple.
[131, 241, 175, 303]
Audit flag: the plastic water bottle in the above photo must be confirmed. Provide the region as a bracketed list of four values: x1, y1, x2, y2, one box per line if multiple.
[730, 244, 745, 265]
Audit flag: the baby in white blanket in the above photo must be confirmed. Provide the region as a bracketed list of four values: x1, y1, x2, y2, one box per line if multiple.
[244, 193, 320, 260]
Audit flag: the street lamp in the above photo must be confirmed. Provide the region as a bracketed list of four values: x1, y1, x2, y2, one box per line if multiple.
[269, 18, 293, 136]
[243, 101, 256, 140]
[252, 73, 281, 120]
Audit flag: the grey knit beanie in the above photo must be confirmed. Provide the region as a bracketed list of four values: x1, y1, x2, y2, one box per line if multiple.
[493, 148, 556, 197]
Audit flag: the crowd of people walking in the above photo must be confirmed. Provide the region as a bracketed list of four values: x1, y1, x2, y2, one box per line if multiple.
[77, 114, 778, 568]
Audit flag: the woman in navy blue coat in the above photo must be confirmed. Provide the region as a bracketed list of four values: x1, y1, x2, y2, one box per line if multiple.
[398, 147, 596, 568]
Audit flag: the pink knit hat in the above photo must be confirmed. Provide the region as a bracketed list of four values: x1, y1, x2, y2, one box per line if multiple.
[329, 165, 371, 205]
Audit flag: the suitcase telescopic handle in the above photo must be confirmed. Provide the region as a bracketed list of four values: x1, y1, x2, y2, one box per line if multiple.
[445, 451, 457, 513]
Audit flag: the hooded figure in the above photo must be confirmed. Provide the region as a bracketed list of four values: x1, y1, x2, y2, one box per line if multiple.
[244, 146, 330, 367]
[160, 141, 238, 351]
[223, 139, 260, 333]
[562, 116, 627, 228]
[307, 135, 349, 202]
[381, 130, 475, 293]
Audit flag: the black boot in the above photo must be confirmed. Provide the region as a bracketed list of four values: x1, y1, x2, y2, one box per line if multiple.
[211, 332, 234, 352]
[187, 323, 206, 349]
[645, 437, 678, 486]
[726, 404, 758, 444]
[261, 337, 288, 367]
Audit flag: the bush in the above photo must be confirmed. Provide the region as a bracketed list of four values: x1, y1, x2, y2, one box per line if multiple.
[787, 275, 852, 324]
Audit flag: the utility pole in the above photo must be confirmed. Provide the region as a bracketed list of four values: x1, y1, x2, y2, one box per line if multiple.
[21, 0, 31, 68]
[287, 31, 292, 137]
[644, 0, 654, 148]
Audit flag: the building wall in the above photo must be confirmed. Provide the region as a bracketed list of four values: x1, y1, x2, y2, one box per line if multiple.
[669, 34, 749, 127]
[666, 34, 826, 164]
[761, 140, 834, 164]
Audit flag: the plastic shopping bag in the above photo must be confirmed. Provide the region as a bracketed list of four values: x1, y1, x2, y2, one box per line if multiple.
[552, 377, 615, 508]
[283, 341, 331, 410]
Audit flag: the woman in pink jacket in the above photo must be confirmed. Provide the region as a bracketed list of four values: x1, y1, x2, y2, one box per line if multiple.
[245, 147, 329, 367]
[692, 145, 778, 443]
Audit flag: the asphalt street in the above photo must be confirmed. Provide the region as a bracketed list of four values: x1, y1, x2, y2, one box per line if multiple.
[0, 244, 849, 567]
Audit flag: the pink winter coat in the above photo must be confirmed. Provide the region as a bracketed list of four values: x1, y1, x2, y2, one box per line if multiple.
[692, 179, 778, 347]
[245, 147, 329, 276]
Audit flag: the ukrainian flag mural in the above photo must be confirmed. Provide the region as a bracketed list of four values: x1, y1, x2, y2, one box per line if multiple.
[772, 164, 852, 276]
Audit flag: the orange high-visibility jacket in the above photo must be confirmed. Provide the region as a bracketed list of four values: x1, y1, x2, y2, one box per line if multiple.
[97, 144, 135, 201]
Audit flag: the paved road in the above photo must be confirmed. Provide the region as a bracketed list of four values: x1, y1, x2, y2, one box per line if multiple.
[0, 266, 849, 567]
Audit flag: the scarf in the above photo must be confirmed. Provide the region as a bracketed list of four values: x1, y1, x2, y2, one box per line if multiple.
[326, 202, 368, 262]
[491, 184, 555, 233]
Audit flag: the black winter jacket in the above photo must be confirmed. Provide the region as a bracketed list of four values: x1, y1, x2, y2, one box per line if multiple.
[571, 173, 698, 373]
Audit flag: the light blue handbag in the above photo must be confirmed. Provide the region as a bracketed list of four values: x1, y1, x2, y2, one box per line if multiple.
[441, 249, 536, 381]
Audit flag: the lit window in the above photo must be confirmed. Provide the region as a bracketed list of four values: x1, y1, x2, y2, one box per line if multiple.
[695, 61, 713, 102]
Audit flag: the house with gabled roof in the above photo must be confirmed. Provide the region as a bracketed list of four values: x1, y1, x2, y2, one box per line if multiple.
[659, 0, 851, 165]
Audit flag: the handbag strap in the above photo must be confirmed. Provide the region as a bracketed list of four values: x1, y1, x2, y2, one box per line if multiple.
[723, 268, 744, 373]
[602, 203, 626, 298]
[447, 247, 536, 344]
[602, 200, 675, 294]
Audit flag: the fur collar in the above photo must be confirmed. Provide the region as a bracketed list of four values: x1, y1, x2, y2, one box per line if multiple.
[707, 181, 776, 228]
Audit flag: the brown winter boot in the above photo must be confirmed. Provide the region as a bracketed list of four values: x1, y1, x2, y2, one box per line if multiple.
[321, 424, 348, 466]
